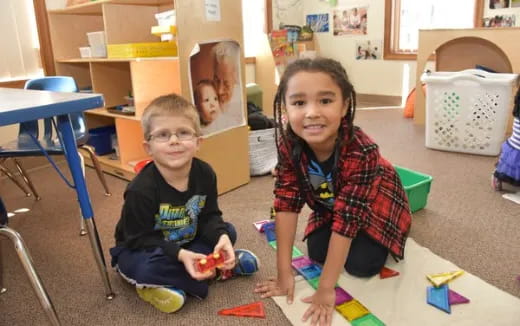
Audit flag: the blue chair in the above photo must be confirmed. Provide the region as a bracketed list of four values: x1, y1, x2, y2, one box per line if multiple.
[0, 76, 111, 201]
[0, 196, 61, 325]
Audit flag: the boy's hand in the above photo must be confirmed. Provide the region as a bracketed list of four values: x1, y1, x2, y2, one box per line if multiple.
[254, 272, 295, 304]
[213, 234, 235, 270]
[301, 286, 335, 326]
[178, 249, 215, 281]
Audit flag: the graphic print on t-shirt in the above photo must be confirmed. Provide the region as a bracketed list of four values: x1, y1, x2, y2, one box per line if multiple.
[154, 195, 206, 245]
[308, 160, 335, 209]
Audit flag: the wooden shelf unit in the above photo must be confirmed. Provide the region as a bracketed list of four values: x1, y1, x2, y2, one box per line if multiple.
[48, 0, 250, 193]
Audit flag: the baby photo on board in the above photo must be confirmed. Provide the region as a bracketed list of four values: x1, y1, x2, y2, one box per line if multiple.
[189, 40, 245, 136]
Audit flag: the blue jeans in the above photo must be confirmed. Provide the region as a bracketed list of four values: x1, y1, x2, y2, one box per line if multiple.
[110, 223, 236, 299]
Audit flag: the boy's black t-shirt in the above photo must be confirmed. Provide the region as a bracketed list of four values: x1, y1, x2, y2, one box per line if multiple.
[114, 158, 228, 263]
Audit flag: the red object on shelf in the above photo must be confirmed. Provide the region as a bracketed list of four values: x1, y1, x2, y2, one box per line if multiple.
[134, 159, 153, 173]
[196, 251, 226, 273]
[379, 266, 400, 279]
[218, 301, 266, 318]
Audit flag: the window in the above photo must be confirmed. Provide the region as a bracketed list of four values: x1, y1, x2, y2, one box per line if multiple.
[384, 0, 483, 60]
[0, 0, 44, 82]
[242, 0, 268, 58]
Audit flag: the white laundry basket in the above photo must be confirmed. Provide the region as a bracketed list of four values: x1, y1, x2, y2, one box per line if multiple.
[249, 128, 278, 176]
[421, 69, 518, 156]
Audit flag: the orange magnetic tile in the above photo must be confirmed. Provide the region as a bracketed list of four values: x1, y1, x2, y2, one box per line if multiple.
[379, 266, 400, 279]
[335, 299, 370, 321]
[218, 301, 266, 318]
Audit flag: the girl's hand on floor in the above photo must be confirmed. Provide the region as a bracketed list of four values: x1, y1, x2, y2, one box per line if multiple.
[254, 273, 295, 304]
[214, 234, 236, 270]
[178, 249, 215, 281]
[301, 286, 335, 326]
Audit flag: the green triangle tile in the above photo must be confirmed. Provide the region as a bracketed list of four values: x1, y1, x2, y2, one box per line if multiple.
[268, 241, 277, 249]
[292, 246, 304, 258]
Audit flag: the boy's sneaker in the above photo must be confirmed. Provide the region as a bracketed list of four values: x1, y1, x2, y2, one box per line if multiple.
[218, 249, 259, 281]
[136, 286, 186, 313]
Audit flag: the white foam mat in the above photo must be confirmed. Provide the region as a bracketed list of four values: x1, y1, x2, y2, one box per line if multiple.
[272, 238, 520, 325]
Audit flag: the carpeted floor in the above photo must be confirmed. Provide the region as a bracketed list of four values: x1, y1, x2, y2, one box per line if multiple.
[1, 109, 519, 325]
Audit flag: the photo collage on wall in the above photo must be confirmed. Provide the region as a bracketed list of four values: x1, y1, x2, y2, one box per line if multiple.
[485, 0, 519, 26]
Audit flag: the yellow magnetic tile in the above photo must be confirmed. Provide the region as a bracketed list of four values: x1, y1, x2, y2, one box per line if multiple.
[426, 270, 464, 287]
[335, 299, 370, 321]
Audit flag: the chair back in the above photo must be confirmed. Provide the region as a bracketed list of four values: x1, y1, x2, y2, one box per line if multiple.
[0, 197, 7, 226]
[24, 77, 89, 144]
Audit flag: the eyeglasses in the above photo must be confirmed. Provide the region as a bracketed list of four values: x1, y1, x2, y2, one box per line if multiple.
[148, 128, 198, 143]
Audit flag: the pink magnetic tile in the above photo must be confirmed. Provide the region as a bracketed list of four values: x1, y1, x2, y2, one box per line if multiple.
[448, 289, 470, 305]
[335, 287, 353, 305]
[291, 256, 313, 269]
[253, 220, 270, 232]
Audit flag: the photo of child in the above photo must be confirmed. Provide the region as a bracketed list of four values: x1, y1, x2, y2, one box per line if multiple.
[483, 14, 516, 27]
[355, 40, 382, 60]
[489, 0, 510, 9]
[189, 40, 245, 136]
[333, 7, 368, 36]
[193, 80, 221, 126]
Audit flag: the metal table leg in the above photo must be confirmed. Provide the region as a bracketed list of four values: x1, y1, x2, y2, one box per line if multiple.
[56, 114, 114, 299]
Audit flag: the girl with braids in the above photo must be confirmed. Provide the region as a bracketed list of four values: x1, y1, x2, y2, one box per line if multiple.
[255, 58, 411, 325]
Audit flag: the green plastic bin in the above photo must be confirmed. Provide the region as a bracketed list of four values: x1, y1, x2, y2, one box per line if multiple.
[394, 165, 433, 213]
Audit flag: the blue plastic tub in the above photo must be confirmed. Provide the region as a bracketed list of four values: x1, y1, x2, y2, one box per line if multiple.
[86, 125, 116, 155]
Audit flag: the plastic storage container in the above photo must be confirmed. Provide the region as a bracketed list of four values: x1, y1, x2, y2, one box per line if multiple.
[86, 125, 116, 155]
[249, 128, 277, 176]
[421, 69, 518, 156]
[394, 165, 433, 213]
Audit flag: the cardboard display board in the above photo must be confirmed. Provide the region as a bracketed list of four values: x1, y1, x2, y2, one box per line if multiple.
[176, 0, 250, 194]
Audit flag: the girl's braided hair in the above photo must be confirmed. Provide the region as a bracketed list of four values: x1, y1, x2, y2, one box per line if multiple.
[273, 57, 357, 159]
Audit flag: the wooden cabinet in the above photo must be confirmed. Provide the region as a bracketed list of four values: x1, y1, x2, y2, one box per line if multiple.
[48, 0, 250, 193]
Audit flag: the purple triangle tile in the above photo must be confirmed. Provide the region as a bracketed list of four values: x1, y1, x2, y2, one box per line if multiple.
[334, 287, 353, 305]
[448, 289, 470, 305]
[516, 275, 520, 282]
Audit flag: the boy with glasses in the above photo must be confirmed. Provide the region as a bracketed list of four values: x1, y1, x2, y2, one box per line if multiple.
[110, 94, 258, 313]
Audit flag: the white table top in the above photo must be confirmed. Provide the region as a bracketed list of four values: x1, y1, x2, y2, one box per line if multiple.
[0, 88, 104, 126]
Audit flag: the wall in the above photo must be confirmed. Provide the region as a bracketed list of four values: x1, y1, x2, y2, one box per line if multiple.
[273, 0, 305, 28]
[300, 0, 416, 97]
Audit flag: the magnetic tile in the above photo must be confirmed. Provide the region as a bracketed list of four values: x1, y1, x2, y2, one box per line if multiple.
[335, 299, 370, 321]
[335, 287, 353, 305]
[291, 256, 313, 269]
[308, 277, 320, 289]
[426, 285, 451, 314]
[351, 313, 385, 326]
[299, 264, 322, 280]
[268, 241, 277, 249]
[292, 246, 304, 258]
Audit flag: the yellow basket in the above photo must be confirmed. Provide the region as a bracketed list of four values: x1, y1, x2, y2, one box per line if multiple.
[107, 42, 177, 58]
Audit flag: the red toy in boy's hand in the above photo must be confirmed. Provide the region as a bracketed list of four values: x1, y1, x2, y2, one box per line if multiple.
[196, 251, 226, 273]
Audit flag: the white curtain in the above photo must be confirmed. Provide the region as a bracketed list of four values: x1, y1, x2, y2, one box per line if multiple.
[242, 0, 267, 57]
[0, 0, 43, 82]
